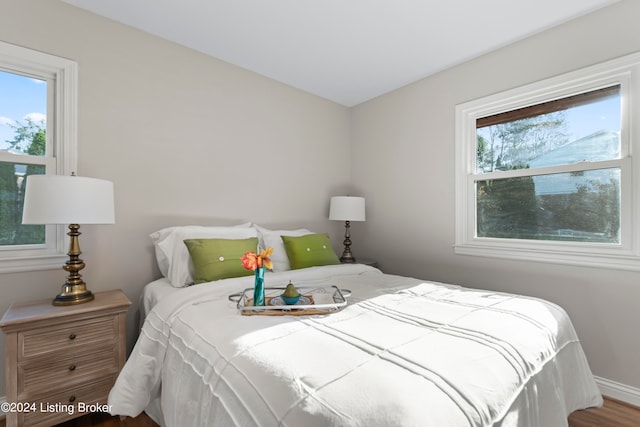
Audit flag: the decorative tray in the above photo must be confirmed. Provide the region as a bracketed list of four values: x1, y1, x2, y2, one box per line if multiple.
[229, 285, 348, 316]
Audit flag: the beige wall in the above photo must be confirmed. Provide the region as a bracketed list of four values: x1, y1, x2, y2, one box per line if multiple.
[0, 0, 351, 397]
[352, 0, 640, 398]
[1, 0, 639, 405]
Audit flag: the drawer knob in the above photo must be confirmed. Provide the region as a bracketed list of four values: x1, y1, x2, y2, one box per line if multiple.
[68, 364, 76, 371]
[68, 395, 76, 403]
[68, 333, 76, 340]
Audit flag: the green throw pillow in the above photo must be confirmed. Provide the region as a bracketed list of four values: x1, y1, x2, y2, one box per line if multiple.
[184, 237, 258, 284]
[281, 233, 340, 270]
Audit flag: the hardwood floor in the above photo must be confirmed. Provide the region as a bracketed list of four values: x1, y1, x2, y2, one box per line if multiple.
[55, 411, 159, 427]
[0, 411, 158, 427]
[0, 396, 637, 426]
[568, 397, 640, 427]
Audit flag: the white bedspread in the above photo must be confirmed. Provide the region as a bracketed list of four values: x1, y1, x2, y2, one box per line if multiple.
[109, 264, 601, 426]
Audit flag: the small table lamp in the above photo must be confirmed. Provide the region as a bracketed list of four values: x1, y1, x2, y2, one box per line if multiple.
[22, 174, 115, 306]
[329, 196, 366, 263]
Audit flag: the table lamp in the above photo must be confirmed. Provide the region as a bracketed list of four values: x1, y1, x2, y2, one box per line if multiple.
[22, 174, 115, 306]
[329, 196, 366, 263]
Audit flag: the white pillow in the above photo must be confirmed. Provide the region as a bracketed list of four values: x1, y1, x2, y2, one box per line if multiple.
[255, 225, 313, 272]
[151, 223, 256, 287]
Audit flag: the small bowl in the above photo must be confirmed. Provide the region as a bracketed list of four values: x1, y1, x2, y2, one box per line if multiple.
[281, 294, 300, 305]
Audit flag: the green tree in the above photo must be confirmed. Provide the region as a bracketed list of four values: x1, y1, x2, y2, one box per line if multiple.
[5, 118, 46, 153]
[0, 162, 19, 244]
[477, 175, 538, 239]
[476, 134, 490, 172]
[477, 111, 569, 172]
[0, 119, 46, 245]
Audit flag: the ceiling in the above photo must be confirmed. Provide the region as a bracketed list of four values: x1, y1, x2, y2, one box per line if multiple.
[61, 0, 619, 106]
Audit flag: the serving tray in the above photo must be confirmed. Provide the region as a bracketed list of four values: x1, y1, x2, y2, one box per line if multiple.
[229, 285, 348, 316]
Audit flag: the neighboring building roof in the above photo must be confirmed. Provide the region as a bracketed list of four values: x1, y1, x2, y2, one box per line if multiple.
[0, 149, 28, 176]
[530, 130, 620, 195]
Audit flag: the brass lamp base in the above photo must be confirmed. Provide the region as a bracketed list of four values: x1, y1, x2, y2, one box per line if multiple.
[339, 253, 356, 263]
[53, 224, 95, 306]
[53, 288, 94, 306]
[339, 220, 356, 263]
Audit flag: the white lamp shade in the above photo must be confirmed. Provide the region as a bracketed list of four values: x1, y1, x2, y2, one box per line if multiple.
[329, 196, 366, 221]
[22, 175, 115, 225]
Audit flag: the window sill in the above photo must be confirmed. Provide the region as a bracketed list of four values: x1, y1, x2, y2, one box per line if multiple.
[454, 243, 640, 271]
[0, 254, 67, 273]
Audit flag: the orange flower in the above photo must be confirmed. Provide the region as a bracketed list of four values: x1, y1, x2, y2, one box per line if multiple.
[241, 251, 258, 270]
[258, 246, 274, 270]
[241, 246, 273, 271]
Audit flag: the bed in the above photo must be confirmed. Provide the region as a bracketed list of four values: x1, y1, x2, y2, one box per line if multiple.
[107, 225, 602, 426]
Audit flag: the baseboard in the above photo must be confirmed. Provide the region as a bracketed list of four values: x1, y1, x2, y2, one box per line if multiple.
[595, 376, 640, 407]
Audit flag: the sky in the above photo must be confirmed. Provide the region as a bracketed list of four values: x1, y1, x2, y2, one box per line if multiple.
[0, 70, 47, 151]
[564, 95, 620, 142]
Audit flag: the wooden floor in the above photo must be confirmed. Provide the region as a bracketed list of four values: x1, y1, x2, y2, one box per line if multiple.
[55, 411, 160, 427]
[568, 397, 640, 427]
[0, 396, 638, 426]
[0, 411, 157, 427]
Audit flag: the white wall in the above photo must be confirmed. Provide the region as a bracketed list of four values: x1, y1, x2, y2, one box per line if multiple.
[2, 0, 638, 406]
[351, 0, 640, 401]
[0, 0, 351, 397]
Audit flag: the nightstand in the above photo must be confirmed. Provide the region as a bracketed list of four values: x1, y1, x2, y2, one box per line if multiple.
[0, 289, 130, 427]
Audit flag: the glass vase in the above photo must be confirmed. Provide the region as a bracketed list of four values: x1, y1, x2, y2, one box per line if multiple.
[253, 266, 266, 306]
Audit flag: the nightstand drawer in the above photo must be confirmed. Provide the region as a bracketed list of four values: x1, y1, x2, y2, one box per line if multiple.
[19, 348, 118, 399]
[19, 317, 116, 359]
[20, 376, 116, 427]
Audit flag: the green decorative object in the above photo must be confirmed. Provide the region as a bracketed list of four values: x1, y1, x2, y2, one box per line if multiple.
[281, 233, 340, 269]
[281, 281, 300, 304]
[184, 237, 258, 284]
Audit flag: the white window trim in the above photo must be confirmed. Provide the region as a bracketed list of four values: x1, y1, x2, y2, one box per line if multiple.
[455, 51, 640, 271]
[0, 41, 77, 273]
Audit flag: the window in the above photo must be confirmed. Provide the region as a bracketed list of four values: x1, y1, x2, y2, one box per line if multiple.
[455, 52, 640, 270]
[0, 42, 77, 272]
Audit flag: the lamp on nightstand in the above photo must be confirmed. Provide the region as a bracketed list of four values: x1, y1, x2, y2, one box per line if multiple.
[22, 174, 115, 306]
[329, 196, 366, 263]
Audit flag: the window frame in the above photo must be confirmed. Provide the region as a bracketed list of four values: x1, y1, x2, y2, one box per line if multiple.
[0, 41, 77, 273]
[455, 52, 640, 270]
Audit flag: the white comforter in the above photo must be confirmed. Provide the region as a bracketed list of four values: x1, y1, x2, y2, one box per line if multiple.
[108, 264, 601, 426]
